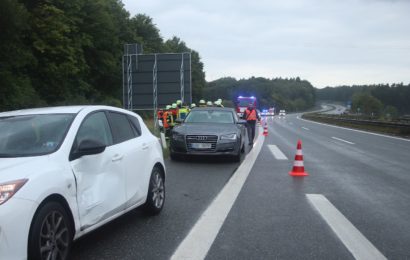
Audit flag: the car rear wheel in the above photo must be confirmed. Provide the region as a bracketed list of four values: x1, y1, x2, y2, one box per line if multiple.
[143, 166, 165, 215]
[28, 202, 73, 260]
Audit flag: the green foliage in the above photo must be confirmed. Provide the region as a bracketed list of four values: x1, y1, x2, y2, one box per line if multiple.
[317, 84, 410, 115]
[203, 77, 316, 112]
[0, 0, 206, 112]
[352, 92, 383, 116]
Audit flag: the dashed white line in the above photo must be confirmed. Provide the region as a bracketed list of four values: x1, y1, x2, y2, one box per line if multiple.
[332, 137, 355, 145]
[302, 127, 310, 131]
[306, 194, 387, 260]
[268, 145, 288, 160]
[171, 127, 264, 260]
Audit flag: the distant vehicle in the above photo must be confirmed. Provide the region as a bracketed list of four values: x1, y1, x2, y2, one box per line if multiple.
[170, 107, 246, 162]
[279, 110, 286, 117]
[236, 96, 257, 117]
[0, 106, 166, 260]
[261, 109, 268, 116]
[261, 108, 275, 116]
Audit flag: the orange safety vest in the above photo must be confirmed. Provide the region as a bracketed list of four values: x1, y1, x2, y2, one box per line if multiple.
[162, 111, 169, 128]
[245, 108, 257, 121]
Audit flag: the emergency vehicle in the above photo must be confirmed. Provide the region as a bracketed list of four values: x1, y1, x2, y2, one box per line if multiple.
[236, 96, 257, 117]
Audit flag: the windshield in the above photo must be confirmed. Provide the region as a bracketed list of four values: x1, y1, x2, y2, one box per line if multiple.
[237, 98, 255, 107]
[0, 114, 75, 157]
[185, 110, 234, 124]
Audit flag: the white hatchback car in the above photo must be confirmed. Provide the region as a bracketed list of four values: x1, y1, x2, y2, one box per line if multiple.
[0, 106, 166, 260]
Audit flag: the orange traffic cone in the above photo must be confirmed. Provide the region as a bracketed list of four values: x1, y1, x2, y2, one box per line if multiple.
[289, 140, 308, 176]
[263, 121, 268, 136]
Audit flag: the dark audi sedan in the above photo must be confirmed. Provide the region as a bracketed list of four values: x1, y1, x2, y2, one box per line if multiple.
[170, 107, 246, 161]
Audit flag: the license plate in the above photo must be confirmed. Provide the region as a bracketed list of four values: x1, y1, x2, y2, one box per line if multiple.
[191, 143, 212, 149]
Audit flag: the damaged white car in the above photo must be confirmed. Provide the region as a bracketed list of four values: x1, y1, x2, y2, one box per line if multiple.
[0, 106, 166, 260]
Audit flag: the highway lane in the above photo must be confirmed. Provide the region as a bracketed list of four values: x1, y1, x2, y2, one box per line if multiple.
[70, 152, 249, 259]
[70, 114, 410, 259]
[205, 114, 410, 259]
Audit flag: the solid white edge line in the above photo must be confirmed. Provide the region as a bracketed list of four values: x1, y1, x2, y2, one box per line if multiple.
[171, 126, 264, 260]
[268, 145, 288, 160]
[297, 115, 410, 142]
[306, 194, 387, 260]
[332, 137, 355, 145]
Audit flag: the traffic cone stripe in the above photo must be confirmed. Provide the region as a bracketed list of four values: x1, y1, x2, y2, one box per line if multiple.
[293, 161, 304, 167]
[289, 139, 309, 177]
[295, 154, 303, 160]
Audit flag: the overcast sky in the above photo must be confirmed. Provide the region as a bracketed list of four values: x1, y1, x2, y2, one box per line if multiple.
[122, 0, 410, 88]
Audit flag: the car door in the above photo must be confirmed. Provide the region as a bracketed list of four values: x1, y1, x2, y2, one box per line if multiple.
[69, 111, 127, 229]
[106, 112, 147, 208]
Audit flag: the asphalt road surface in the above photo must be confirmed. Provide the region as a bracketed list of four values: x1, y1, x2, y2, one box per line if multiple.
[71, 115, 410, 259]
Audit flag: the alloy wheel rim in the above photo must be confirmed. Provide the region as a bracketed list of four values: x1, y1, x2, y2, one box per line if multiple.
[152, 172, 165, 208]
[39, 210, 69, 260]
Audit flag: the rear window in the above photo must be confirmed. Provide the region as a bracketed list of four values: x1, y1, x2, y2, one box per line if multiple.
[107, 112, 135, 144]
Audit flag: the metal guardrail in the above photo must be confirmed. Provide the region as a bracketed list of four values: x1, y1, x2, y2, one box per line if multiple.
[302, 113, 410, 133]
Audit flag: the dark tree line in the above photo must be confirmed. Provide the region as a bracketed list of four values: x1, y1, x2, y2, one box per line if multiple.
[0, 0, 206, 111]
[203, 76, 316, 112]
[317, 84, 410, 115]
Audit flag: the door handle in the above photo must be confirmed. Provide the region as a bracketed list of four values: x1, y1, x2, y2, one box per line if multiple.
[112, 154, 123, 162]
[142, 143, 149, 150]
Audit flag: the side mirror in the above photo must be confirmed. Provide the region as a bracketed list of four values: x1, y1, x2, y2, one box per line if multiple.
[70, 139, 106, 161]
[237, 119, 247, 125]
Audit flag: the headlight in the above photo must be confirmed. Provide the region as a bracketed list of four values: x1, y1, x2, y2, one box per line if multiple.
[172, 133, 184, 141]
[0, 179, 28, 205]
[220, 133, 237, 140]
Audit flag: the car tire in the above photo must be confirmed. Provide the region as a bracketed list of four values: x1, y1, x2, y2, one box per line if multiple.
[232, 147, 241, 162]
[28, 201, 73, 260]
[143, 166, 165, 215]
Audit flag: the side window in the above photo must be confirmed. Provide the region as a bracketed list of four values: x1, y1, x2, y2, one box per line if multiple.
[75, 112, 113, 149]
[107, 112, 135, 144]
[128, 115, 141, 137]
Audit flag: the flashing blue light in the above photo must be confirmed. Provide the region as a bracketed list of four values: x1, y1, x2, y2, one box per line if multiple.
[238, 96, 243, 98]
[250, 96, 255, 99]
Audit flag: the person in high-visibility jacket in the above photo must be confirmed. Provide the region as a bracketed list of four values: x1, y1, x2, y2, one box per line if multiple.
[178, 105, 189, 121]
[243, 102, 260, 145]
[163, 105, 174, 136]
[199, 99, 206, 107]
[176, 100, 182, 109]
[170, 103, 178, 126]
[157, 108, 164, 129]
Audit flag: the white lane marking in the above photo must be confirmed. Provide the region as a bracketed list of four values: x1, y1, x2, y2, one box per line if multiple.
[268, 145, 288, 160]
[302, 127, 310, 131]
[297, 116, 410, 142]
[306, 194, 387, 260]
[171, 127, 264, 260]
[332, 137, 355, 145]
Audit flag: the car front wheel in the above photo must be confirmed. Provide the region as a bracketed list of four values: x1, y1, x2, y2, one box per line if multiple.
[28, 201, 73, 260]
[143, 166, 165, 215]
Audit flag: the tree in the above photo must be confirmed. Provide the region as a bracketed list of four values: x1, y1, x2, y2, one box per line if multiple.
[352, 93, 383, 115]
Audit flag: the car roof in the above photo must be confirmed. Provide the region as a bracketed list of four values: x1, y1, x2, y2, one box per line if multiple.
[191, 107, 235, 112]
[0, 105, 125, 117]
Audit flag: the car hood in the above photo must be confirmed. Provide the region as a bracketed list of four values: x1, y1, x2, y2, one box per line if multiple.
[173, 123, 239, 135]
[0, 156, 50, 183]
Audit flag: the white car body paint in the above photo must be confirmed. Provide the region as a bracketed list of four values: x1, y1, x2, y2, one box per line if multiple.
[0, 106, 165, 259]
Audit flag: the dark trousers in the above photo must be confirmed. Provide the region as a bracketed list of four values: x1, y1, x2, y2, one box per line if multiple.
[246, 120, 256, 144]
